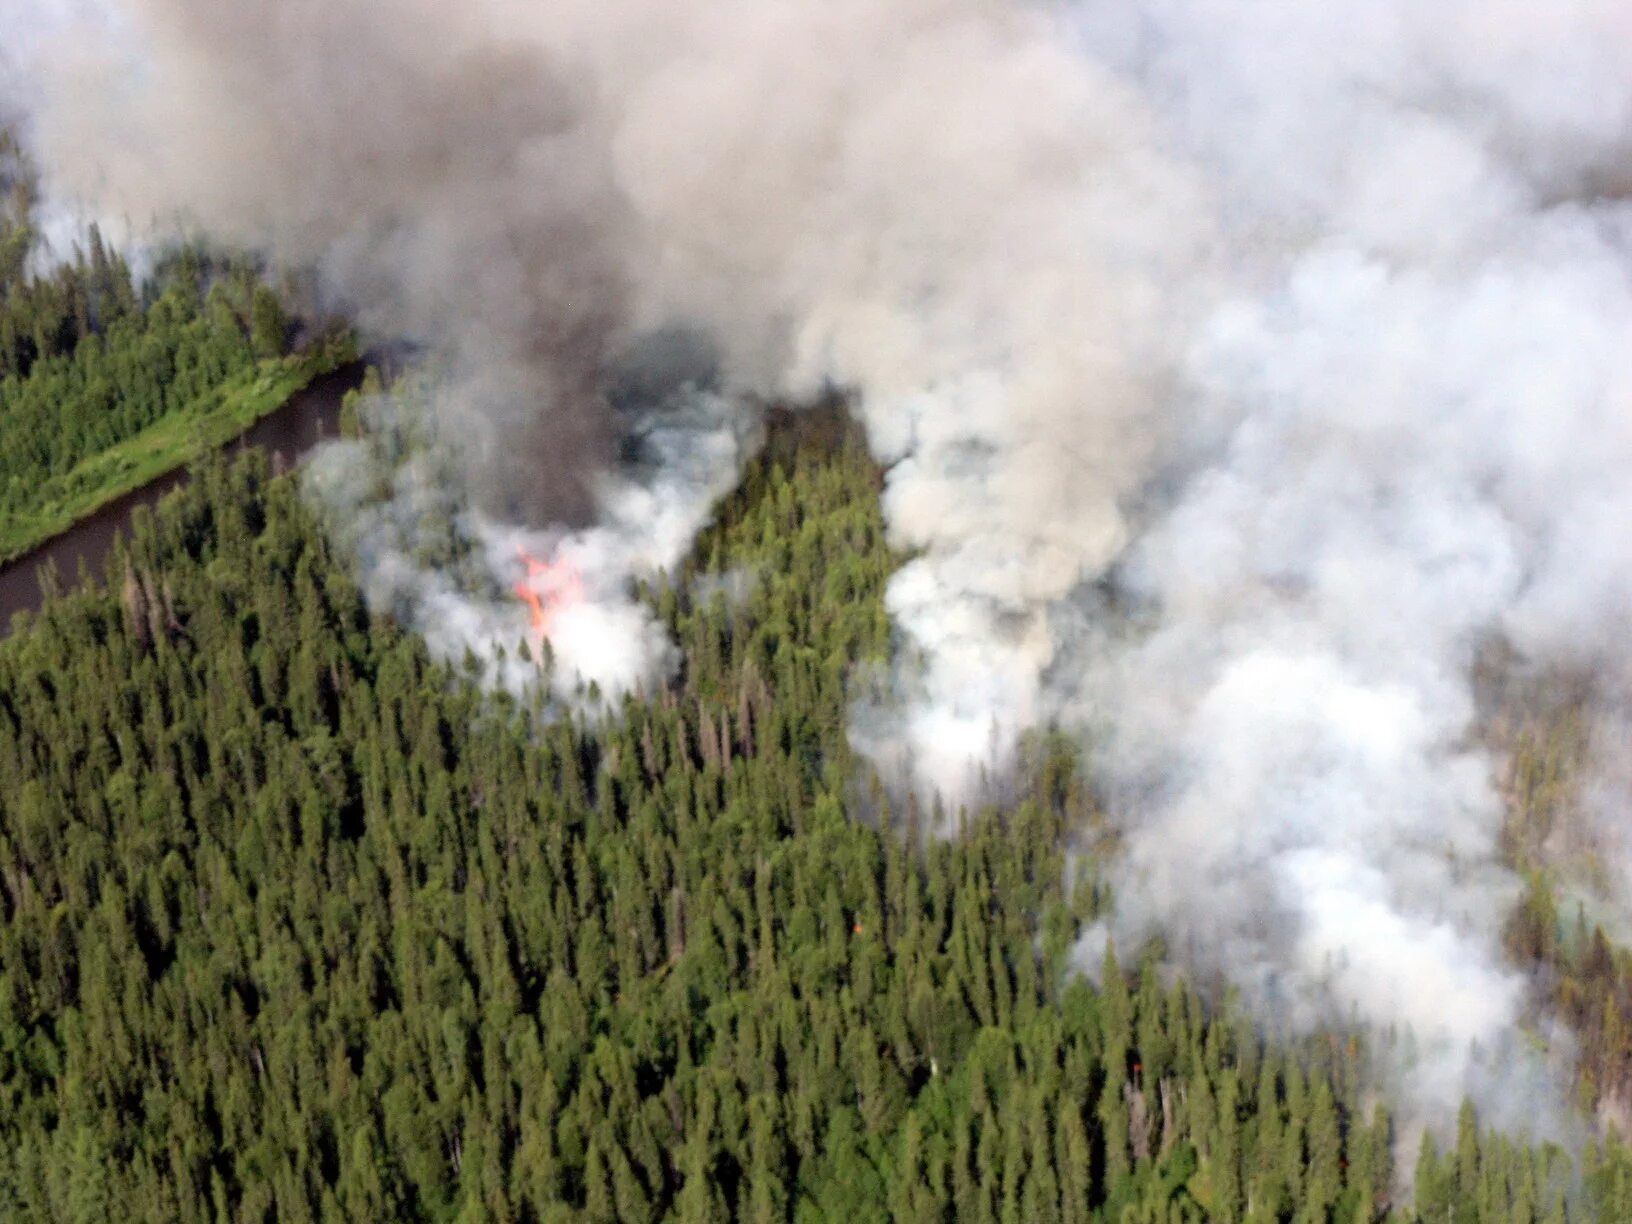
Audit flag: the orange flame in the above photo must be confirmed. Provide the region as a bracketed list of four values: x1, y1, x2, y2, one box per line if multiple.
[513, 546, 584, 646]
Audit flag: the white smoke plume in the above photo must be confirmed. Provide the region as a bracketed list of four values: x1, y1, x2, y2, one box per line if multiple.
[301, 376, 757, 703]
[13, 0, 1632, 1133]
[1060, 1, 1632, 1132]
[0, 0, 142, 266]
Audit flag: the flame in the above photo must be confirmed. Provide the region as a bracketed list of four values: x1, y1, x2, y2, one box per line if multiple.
[513, 546, 584, 647]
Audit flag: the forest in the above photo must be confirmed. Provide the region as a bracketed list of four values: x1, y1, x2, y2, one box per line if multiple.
[2, 116, 1631, 1224]
[2, 390, 1632, 1220]
[0, 128, 350, 563]
[7, 0, 1632, 1212]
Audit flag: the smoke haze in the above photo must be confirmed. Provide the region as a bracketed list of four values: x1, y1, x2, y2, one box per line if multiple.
[11, 0, 1632, 1133]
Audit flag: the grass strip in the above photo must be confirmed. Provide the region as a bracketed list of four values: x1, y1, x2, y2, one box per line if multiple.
[0, 333, 356, 565]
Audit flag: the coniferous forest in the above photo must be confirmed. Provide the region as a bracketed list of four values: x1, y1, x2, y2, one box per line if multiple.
[0, 137, 346, 563]
[7, 1, 1632, 1215]
[4, 403, 1632, 1221]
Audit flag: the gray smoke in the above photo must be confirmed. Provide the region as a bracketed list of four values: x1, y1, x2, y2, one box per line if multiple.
[1061, 0, 1632, 1133]
[0, 0, 134, 267]
[14, 0, 1632, 1135]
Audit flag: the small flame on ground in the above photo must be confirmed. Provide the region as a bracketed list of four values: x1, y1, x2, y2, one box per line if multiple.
[513, 546, 585, 649]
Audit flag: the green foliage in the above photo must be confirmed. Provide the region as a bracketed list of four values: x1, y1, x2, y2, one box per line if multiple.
[249, 284, 291, 361]
[0, 190, 349, 562]
[0, 407, 1626, 1219]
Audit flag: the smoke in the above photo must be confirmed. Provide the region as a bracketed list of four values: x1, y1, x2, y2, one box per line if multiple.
[14, 0, 1632, 1134]
[0, 0, 135, 265]
[301, 372, 757, 703]
[1056, 1, 1632, 1133]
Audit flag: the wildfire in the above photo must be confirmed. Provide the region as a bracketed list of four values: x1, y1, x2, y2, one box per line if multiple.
[513, 546, 584, 646]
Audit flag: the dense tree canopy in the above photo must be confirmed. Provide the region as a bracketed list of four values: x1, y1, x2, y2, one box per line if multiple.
[0, 133, 331, 560]
[0, 155, 1625, 1221]
[2, 412, 1630, 1221]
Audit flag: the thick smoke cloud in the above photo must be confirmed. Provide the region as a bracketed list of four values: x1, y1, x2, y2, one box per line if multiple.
[22, 0, 639, 525]
[14, 0, 1632, 1133]
[1061, 0, 1632, 1131]
[14, 0, 1207, 713]
[0, 0, 134, 263]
